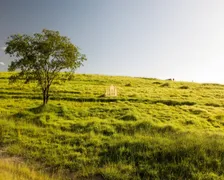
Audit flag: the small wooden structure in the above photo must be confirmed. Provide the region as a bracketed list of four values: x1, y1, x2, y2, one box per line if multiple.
[105, 85, 118, 97]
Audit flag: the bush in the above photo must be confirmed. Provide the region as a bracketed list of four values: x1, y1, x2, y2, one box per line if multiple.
[125, 83, 132, 87]
[179, 85, 189, 89]
[160, 83, 170, 87]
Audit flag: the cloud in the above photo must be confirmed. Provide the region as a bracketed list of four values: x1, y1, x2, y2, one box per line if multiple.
[0, 62, 5, 65]
[0, 47, 6, 51]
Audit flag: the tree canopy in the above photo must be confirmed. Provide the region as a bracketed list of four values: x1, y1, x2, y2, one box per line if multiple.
[5, 29, 86, 105]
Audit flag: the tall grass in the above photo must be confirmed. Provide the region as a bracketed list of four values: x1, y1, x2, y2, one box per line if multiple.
[1, 72, 224, 179]
[0, 158, 58, 180]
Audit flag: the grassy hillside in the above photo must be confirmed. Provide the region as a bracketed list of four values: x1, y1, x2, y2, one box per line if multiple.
[1, 72, 224, 179]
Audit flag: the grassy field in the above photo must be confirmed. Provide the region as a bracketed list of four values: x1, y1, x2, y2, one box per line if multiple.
[1, 72, 224, 179]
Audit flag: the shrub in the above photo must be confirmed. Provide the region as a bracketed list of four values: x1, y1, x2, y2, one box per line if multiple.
[179, 85, 189, 89]
[160, 83, 170, 87]
[125, 83, 132, 87]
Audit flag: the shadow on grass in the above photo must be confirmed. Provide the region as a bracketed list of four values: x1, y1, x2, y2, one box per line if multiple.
[29, 104, 61, 114]
[1, 95, 196, 106]
[11, 104, 74, 126]
[99, 133, 224, 179]
[205, 103, 221, 107]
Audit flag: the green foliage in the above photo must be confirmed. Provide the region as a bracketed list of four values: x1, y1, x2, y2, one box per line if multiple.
[5, 29, 86, 105]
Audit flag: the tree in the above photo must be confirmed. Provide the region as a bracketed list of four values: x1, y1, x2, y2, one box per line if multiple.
[5, 29, 86, 105]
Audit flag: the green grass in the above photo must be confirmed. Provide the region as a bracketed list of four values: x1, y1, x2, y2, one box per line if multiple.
[1, 72, 224, 179]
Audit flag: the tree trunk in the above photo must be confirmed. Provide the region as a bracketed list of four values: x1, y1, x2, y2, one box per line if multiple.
[43, 89, 46, 106]
[46, 88, 49, 104]
[42, 88, 49, 105]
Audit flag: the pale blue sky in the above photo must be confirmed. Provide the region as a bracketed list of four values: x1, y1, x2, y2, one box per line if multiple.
[1, 0, 224, 83]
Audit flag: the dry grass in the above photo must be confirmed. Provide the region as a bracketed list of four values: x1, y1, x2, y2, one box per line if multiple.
[0, 157, 54, 180]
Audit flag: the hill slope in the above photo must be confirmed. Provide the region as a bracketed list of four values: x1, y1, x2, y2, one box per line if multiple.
[1, 72, 224, 179]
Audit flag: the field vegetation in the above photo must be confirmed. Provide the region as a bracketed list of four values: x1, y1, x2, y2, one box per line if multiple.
[1, 72, 224, 179]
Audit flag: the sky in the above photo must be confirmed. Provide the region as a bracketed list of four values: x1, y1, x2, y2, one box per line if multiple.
[1, 0, 224, 83]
